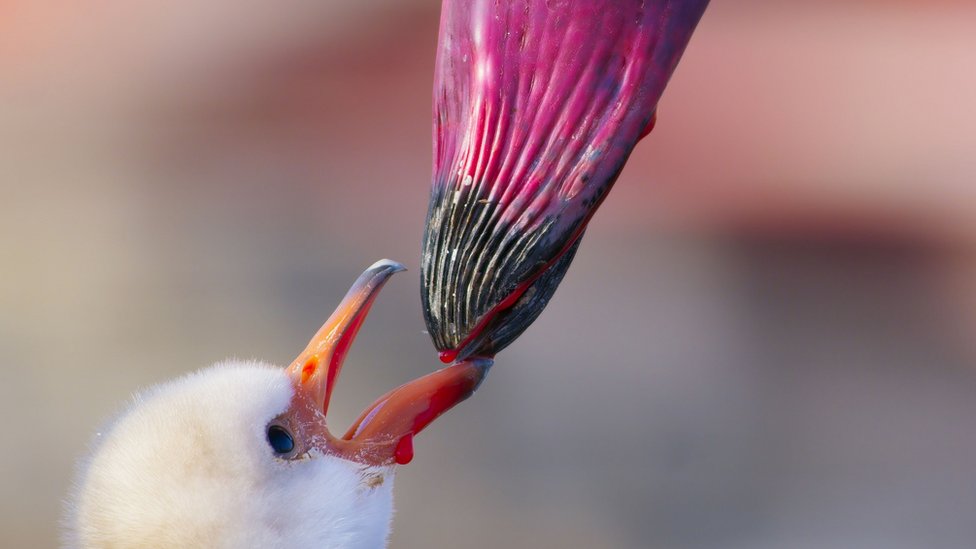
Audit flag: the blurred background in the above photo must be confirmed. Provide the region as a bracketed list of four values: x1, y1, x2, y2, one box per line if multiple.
[3, 1, 976, 547]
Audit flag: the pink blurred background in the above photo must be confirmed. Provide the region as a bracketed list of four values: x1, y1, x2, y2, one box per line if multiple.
[3, 1, 976, 547]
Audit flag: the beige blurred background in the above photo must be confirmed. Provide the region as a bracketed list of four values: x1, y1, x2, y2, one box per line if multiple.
[3, 1, 976, 547]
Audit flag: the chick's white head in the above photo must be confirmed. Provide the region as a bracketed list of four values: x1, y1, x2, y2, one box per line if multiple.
[65, 260, 490, 549]
[69, 362, 394, 549]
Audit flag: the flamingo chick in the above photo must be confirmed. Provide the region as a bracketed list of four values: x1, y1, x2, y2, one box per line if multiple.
[65, 260, 490, 548]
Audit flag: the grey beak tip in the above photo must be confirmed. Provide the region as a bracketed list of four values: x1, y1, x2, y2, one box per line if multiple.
[370, 258, 407, 274]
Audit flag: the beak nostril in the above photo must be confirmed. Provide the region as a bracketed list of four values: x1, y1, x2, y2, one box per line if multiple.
[301, 358, 317, 383]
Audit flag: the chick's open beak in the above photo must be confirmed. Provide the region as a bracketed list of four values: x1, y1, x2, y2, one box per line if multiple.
[285, 260, 490, 466]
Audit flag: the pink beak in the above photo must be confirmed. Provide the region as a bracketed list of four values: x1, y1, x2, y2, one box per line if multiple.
[283, 260, 490, 466]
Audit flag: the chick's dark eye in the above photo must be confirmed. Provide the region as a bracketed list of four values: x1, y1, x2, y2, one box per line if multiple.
[266, 425, 295, 455]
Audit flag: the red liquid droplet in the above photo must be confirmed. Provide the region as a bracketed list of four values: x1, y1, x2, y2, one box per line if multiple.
[394, 433, 414, 465]
[439, 349, 459, 364]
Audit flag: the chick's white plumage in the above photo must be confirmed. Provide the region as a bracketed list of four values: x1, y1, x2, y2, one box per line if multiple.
[66, 362, 394, 549]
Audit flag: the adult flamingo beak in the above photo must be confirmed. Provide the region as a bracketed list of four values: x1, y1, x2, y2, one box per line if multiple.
[422, 0, 709, 361]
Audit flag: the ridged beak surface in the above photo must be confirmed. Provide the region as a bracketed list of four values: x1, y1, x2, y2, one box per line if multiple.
[422, 0, 710, 362]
